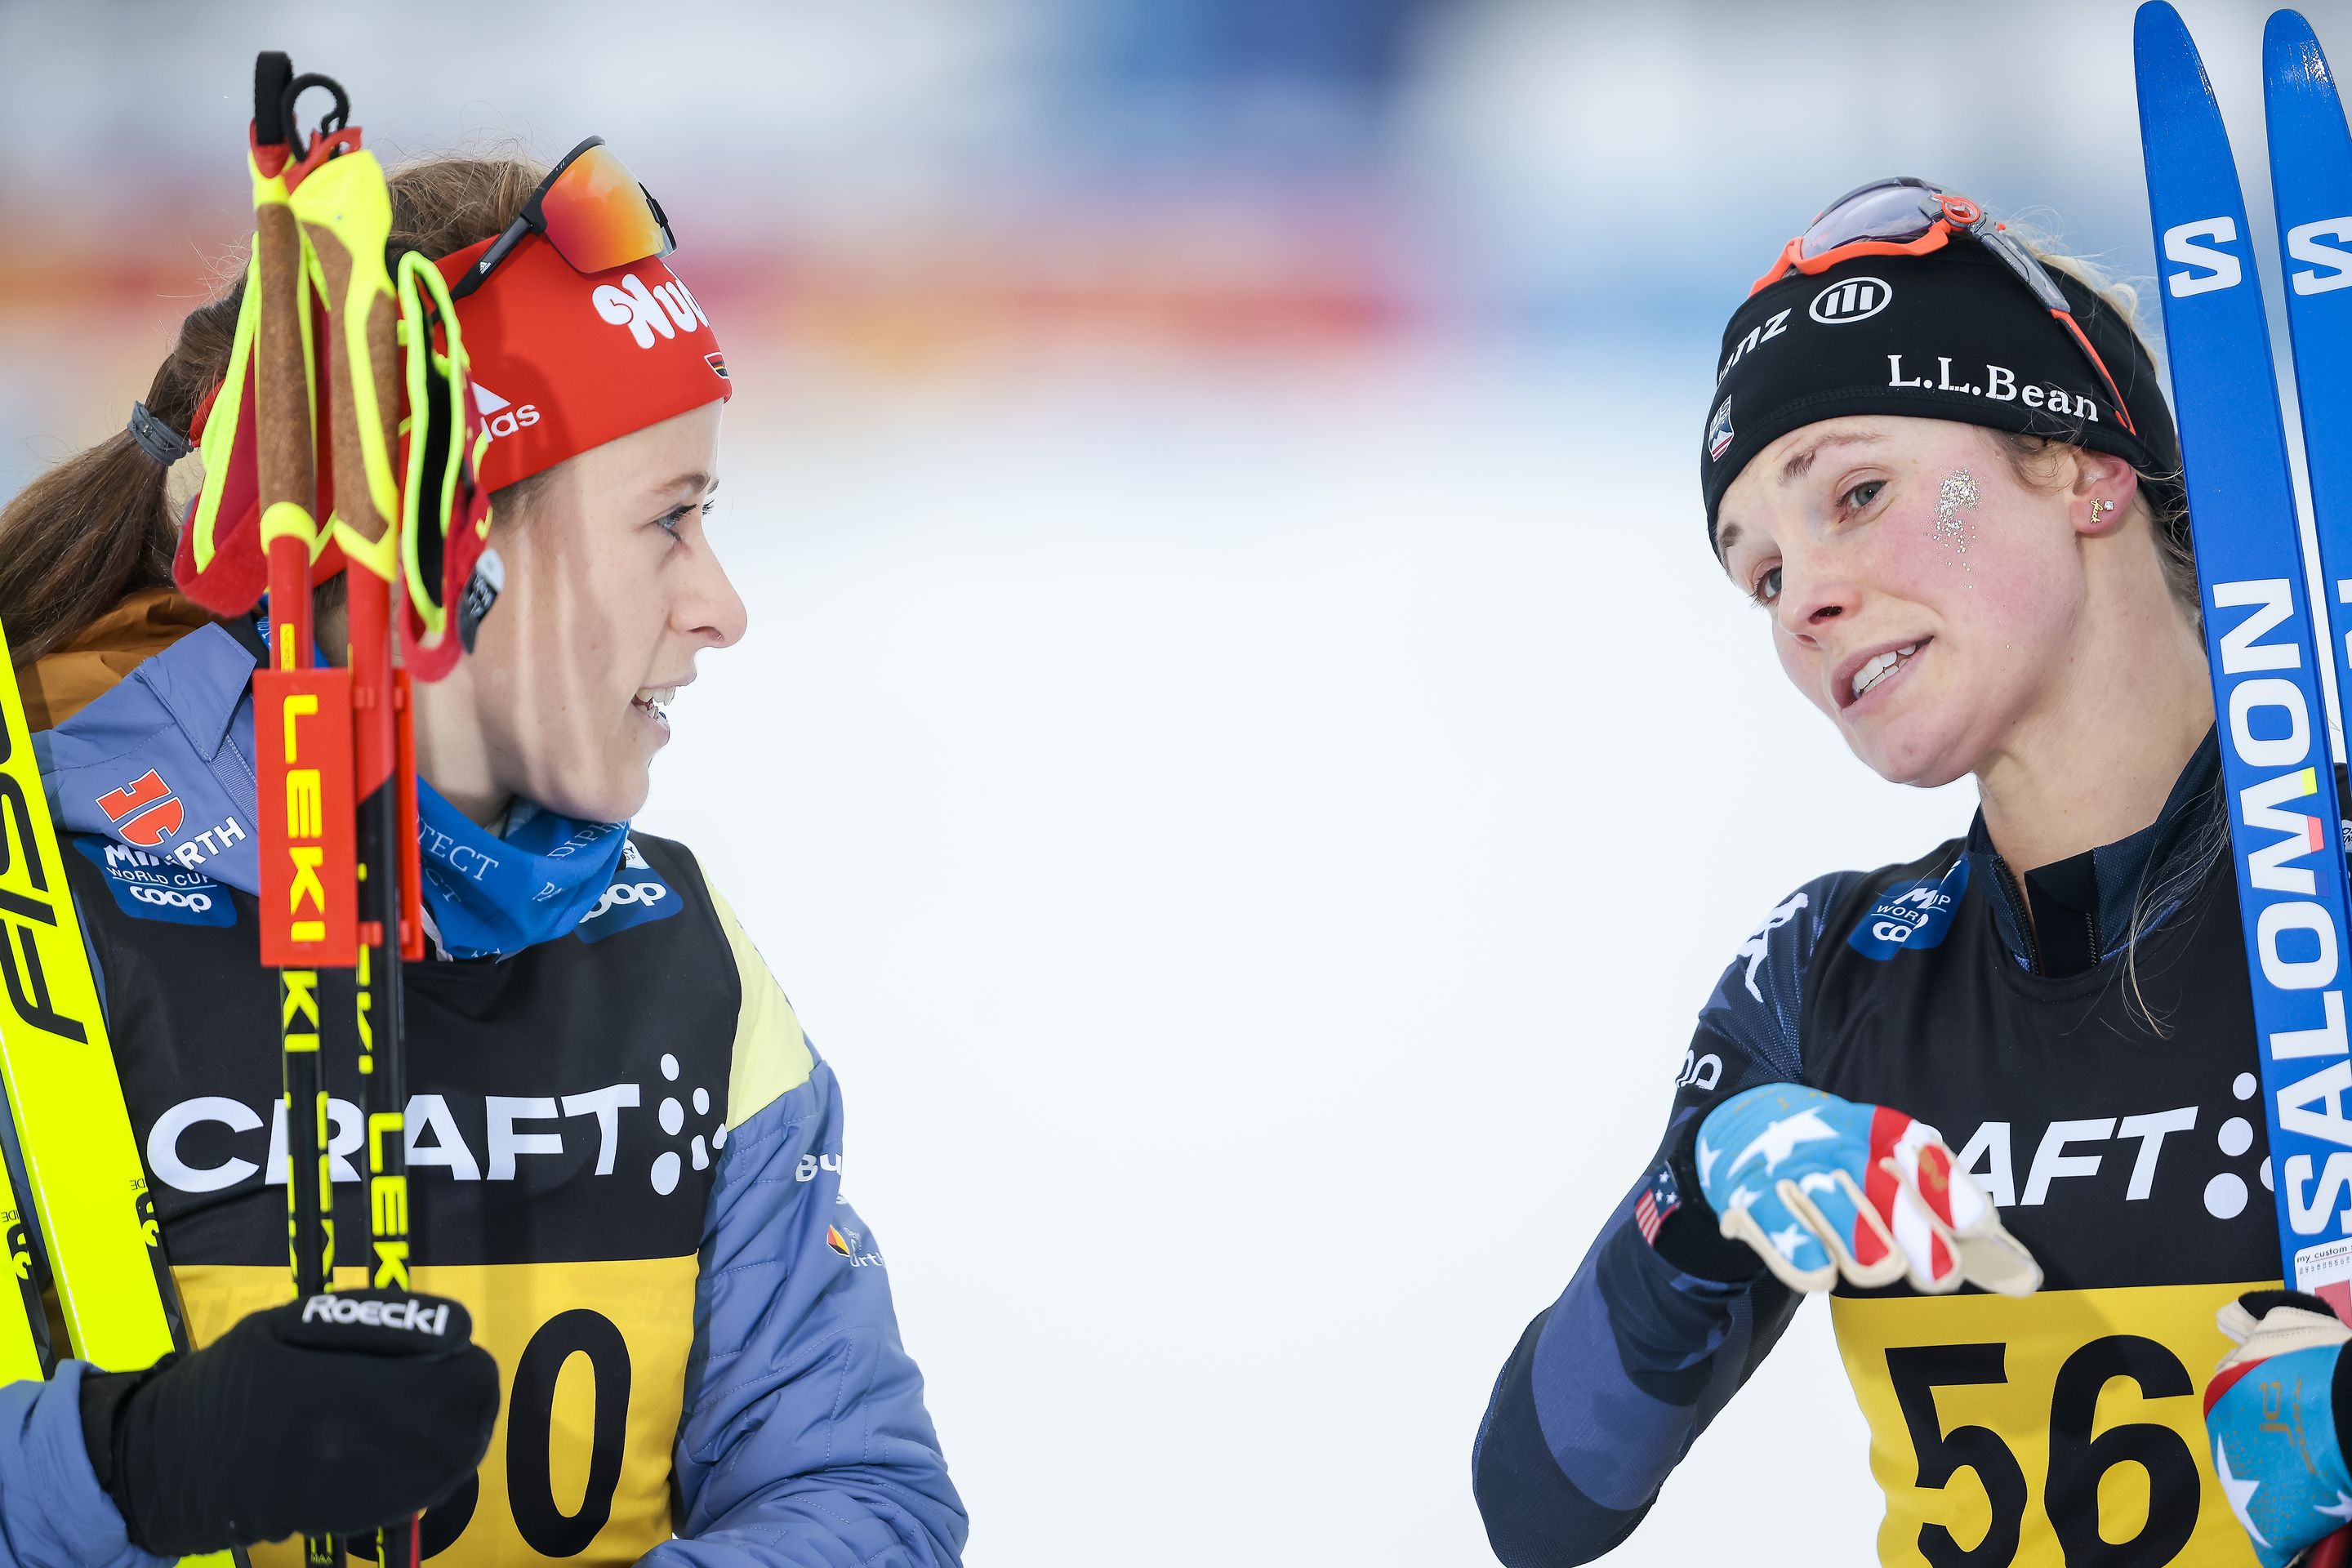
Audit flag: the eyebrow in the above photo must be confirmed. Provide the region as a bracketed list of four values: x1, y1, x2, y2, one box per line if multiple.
[1714, 432, 1886, 564]
[657, 472, 719, 499]
[1780, 431, 1883, 485]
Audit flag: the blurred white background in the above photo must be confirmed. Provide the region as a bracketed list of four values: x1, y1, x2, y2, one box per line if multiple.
[0, 1, 2322, 1562]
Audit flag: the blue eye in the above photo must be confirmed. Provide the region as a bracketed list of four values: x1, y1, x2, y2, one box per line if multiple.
[1753, 565, 1781, 606]
[655, 498, 718, 538]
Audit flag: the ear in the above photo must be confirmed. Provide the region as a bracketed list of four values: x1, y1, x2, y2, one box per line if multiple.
[2069, 449, 2140, 538]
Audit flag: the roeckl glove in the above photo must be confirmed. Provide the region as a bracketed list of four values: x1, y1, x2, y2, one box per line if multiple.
[1695, 1084, 2041, 1295]
[78, 1289, 499, 1555]
[2206, 1290, 2352, 1568]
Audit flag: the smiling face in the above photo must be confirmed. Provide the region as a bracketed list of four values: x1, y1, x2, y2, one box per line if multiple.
[416, 399, 746, 824]
[1714, 413, 2123, 789]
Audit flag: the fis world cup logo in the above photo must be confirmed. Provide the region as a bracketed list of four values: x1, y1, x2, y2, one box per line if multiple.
[97, 768, 182, 847]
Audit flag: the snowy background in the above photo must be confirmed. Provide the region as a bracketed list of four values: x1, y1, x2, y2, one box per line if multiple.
[0, 1, 2324, 1562]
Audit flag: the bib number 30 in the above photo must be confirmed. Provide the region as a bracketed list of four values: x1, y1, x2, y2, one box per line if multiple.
[1886, 1337, 2200, 1566]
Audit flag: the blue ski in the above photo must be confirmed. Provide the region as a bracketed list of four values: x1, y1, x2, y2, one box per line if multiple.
[2136, 1, 2352, 1303]
[2267, 11, 2352, 774]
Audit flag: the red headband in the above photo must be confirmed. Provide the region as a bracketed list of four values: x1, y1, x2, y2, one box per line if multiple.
[434, 231, 731, 492]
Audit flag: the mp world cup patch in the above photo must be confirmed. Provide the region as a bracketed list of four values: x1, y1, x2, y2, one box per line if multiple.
[74, 835, 235, 928]
[1846, 856, 1970, 961]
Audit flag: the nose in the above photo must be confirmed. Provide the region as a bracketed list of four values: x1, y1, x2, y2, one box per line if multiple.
[1772, 552, 1859, 645]
[679, 533, 749, 650]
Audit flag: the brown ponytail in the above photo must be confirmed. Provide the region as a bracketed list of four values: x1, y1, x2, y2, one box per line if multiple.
[0, 149, 548, 667]
[0, 297, 239, 664]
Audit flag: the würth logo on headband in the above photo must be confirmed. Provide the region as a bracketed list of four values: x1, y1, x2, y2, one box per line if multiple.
[1810, 276, 1892, 323]
[594, 272, 712, 350]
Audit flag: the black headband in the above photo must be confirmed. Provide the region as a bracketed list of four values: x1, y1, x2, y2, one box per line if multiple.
[1699, 240, 2180, 547]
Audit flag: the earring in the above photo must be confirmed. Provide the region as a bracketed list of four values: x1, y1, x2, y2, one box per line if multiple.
[2090, 498, 2115, 524]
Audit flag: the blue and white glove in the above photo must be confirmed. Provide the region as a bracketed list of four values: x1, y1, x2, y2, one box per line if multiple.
[2207, 1290, 2352, 1568]
[1695, 1084, 2040, 1296]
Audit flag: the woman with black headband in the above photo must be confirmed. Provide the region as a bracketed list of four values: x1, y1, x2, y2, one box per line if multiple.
[1470, 179, 2324, 1566]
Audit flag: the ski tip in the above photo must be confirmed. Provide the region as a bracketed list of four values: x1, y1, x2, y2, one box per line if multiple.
[2135, 2, 2202, 77]
[2135, 1, 2214, 109]
[2265, 10, 2330, 89]
[2136, 0, 2187, 50]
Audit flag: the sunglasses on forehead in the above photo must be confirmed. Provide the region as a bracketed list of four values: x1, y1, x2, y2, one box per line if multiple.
[1753, 176, 2138, 438]
[448, 136, 676, 301]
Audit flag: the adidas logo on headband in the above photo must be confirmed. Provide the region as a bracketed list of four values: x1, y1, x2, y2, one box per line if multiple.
[471, 382, 541, 443]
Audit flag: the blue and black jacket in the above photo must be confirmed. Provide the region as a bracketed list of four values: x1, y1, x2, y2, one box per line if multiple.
[1474, 735, 2287, 1566]
[0, 621, 966, 1567]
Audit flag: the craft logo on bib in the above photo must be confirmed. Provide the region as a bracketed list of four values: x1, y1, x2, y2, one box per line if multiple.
[145, 1042, 731, 1200]
[74, 835, 234, 927]
[1846, 855, 1969, 960]
[1810, 274, 1892, 323]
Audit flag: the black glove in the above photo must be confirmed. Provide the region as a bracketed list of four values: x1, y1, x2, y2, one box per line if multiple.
[78, 1290, 499, 1555]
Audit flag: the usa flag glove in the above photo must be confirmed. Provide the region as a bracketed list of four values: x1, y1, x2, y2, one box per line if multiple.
[1694, 1085, 2041, 1297]
[2205, 1290, 2352, 1568]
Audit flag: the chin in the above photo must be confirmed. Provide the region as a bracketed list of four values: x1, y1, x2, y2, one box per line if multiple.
[1846, 717, 1976, 791]
[537, 771, 652, 826]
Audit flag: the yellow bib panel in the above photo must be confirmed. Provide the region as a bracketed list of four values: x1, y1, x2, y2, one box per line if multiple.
[186, 1258, 697, 1566]
[1832, 1282, 2270, 1566]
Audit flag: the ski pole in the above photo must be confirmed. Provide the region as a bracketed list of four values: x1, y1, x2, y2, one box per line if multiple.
[247, 52, 355, 1568]
[292, 87, 425, 1568]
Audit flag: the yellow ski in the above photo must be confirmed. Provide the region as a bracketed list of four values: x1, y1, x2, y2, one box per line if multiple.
[0, 611, 234, 1566]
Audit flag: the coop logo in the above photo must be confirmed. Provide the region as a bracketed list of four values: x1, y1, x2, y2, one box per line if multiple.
[592, 272, 710, 350]
[1846, 857, 1970, 961]
[2207, 577, 2352, 1237]
[1810, 275, 1891, 323]
[97, 768, 182, 847]
[577, 840, 680, 943]
[127, 885, 212, 912]
[471, 383, 540, 442]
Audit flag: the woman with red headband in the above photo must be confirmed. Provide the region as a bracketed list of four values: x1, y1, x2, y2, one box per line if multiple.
[1471, 179, 2348, 1567]
[0, 148, 964, 1564]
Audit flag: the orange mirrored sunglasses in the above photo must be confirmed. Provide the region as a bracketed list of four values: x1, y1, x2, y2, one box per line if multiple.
[448, 136, 675, 301]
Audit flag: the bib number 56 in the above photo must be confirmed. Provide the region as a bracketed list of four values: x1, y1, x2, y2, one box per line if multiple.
[1886, 1337, 2199, 1566]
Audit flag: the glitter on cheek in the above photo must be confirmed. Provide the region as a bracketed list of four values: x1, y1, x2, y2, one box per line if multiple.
[1934, 467, 1980, 588]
